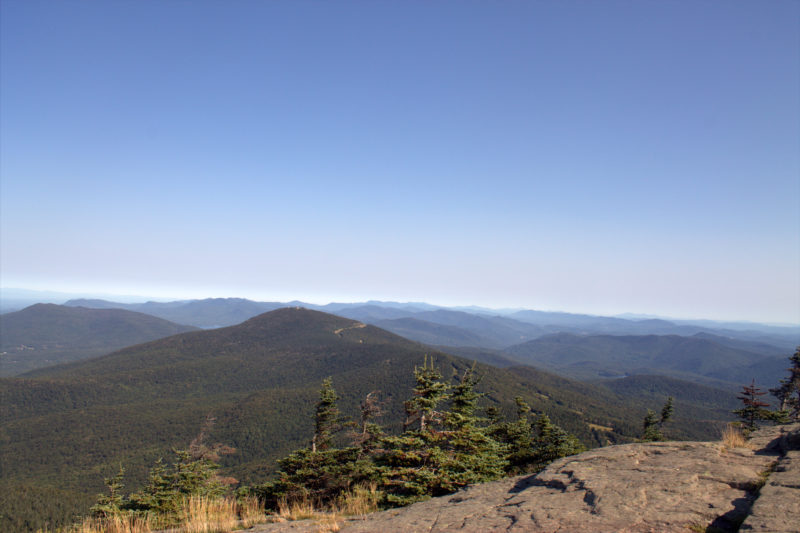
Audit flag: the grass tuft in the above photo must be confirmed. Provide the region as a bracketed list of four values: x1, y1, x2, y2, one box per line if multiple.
[336, 483, 381, 517]
[720, 424, 749, 450]
[40, 495, 266, 533]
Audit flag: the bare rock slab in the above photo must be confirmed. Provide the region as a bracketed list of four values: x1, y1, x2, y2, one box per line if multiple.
[740, 449, 800, 532]
[340, 442, 775, 533]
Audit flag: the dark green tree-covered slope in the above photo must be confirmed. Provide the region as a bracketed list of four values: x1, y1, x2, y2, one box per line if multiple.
[0, 304, 199, 376]
[0, 308, 737, 531]
[504, 332, 785, 388]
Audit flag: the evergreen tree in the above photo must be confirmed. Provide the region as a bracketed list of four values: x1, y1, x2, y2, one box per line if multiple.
[642, 396, 673, 442]
[661, 396, 674, 424]
[642, 410, 661, 441]
[313, 377, 343, 452]
[127, 458, 177, 516]
[351, 391, 385, 452]
[489, 397, 583, 474]
[529, 414, 585, 471]
[441, 366, 508, 487]
[403, 356, 450, 431]
[734, 380, 774, 434]
[378, 362, 509, 505]
[170, 448, 227, 498]
[488, 397, 535, 474]
[377, 358, 452, 505]
[90, 465, 126, 518]
[770, 347, 800, 421]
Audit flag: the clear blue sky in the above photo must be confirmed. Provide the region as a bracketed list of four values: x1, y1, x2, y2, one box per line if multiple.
[1, 1, 798, 323]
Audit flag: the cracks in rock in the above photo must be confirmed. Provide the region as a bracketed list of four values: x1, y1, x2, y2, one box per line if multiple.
[428, 507, 444, 532]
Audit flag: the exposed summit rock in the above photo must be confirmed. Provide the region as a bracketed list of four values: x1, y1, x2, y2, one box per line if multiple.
[248, 424, 800, 533]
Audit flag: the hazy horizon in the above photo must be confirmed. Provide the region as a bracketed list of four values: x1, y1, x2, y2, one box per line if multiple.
[2, 286, 799, 327]
[2, 2, 798, 325]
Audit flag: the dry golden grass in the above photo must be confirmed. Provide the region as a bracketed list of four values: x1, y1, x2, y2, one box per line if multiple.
[180, 495, 240, 533]
[277, 494, 320, 521]
[237, 495, 265, 529]
[69, 514, 153, 533]
[49, 495, 266, 533]
[336, 483, 381, 517]
[721, 424, 750, 450]
[271, 483, 382, 532]
[314, 514, 341, 533]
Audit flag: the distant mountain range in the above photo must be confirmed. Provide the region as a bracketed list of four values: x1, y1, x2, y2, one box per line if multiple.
[0, 303, 198, 376]
[4, 298, 796, 389]
[54, 297, 799, 349]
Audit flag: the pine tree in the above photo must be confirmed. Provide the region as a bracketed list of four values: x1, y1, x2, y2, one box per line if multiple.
[351, 391, 385, 452]
[488, 396, 534, 474]
[378, 362, 510, 505]
[529, 414, 585, 471]
[128, 458, 177, 515]
[377, 358, 452, 505]
[441, 366, 508, 487]
[403, 356, 450, 432]
[488, 397, 583, 474]
[770, 347, 800, 421]
[642, 410, 661, 441]
[313, 377, 343, 452]
[90, 465, 126, 517]
[734, 380, 774, 434]
[642, 396, 673, 442]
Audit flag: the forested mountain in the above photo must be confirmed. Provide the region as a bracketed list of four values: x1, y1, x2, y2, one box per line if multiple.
[0, 308, 738, 530]
[0, 304, 198, 376]
[503, 333, 788, 389]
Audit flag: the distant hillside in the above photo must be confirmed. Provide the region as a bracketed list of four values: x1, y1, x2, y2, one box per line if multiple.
[0, 304, 198, 376]
[373, 317, 487, 347]
[504, 333, 788, 388]
[0, 307, 736, 531]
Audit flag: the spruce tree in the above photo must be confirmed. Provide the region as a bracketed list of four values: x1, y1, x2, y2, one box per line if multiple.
[352, 391, 385, 452]
[441, 366, 508, 487]
[642, 396, 673, 442]
[377, 358, 451, 505]
[313, 377, 342, 452]
[90, 465, 126, 518]
[403, 356, 450, 431]
[734, 380, 774, 434]
[488, 396, 535, 474]
[488, 397, 583, 474]
[128, 458, 177, 516]
[770, 347, 800, 421]
[529, 414, 585, 471]
[378, 362, 508, 505]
